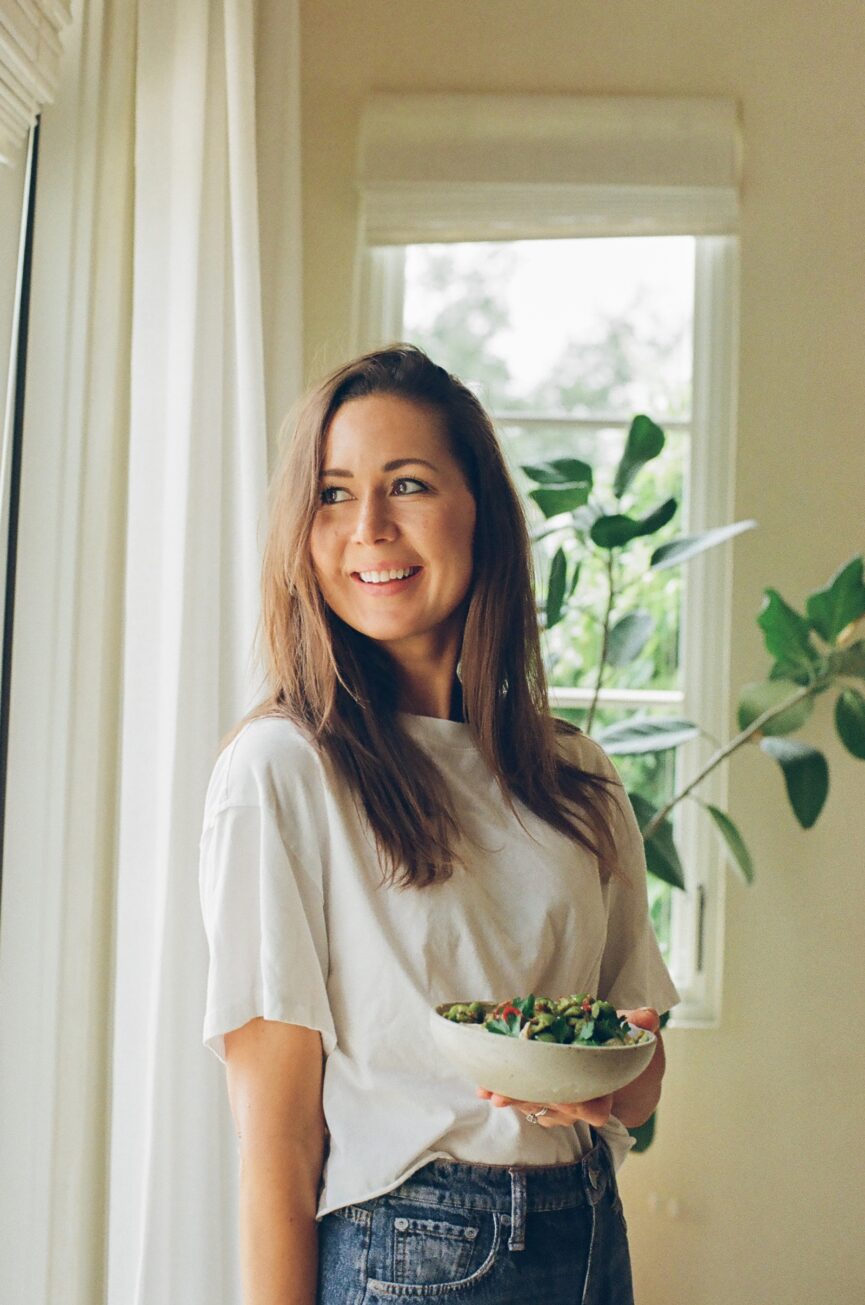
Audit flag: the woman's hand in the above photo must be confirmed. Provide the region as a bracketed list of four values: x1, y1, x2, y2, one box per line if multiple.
[475, 1007, 662, 1130]
[475, 1084, 615, 1128]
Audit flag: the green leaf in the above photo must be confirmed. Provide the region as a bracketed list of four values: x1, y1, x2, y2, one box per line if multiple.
[649, 519, 758, 571]
[757, 589, 821, 678]
[595, 716, 700, 754]
[529, 484, 592, 518]
[768, 659, 813, 687]
[606, 611, 654, 667]
[590, 499, 676, 549]
[513, 993, 536, 1020]
[485, 1019, 510, 1036]
[568, 559, 582, 598]
[828, 640, 865, 681]
[591, 513, 640, 548]
[628, 790, 686, 890]
[703, 803, 754, 884]
[737, 679, 814, 736]
[521, 458, 594, 487]
[806, 556, 865, 643]
[634, 497, 678, 537]
[546, 547, 567, 629]
[835, 688, 865, 760]
[627, 1112, 656, 1152]
[759, 737, 829, 828]
[612, 415, 665, 498]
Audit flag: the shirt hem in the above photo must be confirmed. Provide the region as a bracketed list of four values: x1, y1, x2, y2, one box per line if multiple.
[315, 1130, 599, 1221]
[316, 1150, 462, 1221]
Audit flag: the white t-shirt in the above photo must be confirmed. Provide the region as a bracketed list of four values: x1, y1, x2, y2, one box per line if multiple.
[198, 711, 680, 1220]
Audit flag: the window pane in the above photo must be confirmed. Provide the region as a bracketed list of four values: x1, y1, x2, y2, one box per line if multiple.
[403, 237, 694, 694]
[403, 237, 694, 420]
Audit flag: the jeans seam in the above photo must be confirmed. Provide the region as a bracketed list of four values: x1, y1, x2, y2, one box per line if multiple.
[580, 1199, 597, 1305]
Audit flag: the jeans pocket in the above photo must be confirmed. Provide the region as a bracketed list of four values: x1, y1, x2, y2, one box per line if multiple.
[366, 1205, 502, 1297]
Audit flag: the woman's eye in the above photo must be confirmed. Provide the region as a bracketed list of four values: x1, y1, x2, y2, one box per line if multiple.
[318, 477, 428, 505]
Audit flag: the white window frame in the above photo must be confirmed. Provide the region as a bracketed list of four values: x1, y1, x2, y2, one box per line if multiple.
[354, 235, 738, 1028]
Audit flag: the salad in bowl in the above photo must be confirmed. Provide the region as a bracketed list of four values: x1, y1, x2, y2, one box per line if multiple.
[429, 991, 656, 1104]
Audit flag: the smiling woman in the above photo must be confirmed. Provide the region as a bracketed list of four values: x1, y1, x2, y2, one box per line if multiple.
[309, 392, 476, 719]
[198, 343, 679, 1305]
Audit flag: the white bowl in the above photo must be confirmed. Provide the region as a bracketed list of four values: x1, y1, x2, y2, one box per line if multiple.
[430, 1001, 656, 1104]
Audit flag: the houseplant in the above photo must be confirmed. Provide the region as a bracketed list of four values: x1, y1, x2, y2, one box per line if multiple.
[526, 416, 865, 1147]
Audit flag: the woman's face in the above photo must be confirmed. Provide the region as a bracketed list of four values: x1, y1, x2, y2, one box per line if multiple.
[309, 393, 477, 664]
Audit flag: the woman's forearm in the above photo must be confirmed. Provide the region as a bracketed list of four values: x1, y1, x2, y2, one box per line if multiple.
[238, 1150, 323, 1305]
[610, 1032, 666, 1128]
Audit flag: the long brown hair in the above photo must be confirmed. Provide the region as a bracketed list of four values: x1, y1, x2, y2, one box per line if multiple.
[224, 344, 625, 889]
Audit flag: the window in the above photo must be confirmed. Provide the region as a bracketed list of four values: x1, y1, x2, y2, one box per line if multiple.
[352, 94, 741, 1023]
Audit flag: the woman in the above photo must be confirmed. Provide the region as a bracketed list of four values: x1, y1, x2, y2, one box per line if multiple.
[199, 343, 679, 1304]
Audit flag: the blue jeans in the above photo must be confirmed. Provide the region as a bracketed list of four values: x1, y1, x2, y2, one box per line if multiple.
[316, 1136, 634, 1303]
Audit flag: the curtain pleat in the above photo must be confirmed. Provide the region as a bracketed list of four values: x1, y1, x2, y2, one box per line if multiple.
[108, 1, 271, 1300]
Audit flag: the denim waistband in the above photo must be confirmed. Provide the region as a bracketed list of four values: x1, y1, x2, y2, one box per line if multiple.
[392, 1139, 612, 1214]
[381, 1138, 613, 1252]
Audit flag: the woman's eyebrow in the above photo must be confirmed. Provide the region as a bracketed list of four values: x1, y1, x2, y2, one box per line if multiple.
[319, 458, 440, 478]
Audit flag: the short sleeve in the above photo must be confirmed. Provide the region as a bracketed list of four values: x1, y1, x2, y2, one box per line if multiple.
[581, 737, 681, 1017]
[198, 801, 338, 1064]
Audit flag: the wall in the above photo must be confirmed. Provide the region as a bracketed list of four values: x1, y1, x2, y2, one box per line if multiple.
[259, 3, 865, 1300]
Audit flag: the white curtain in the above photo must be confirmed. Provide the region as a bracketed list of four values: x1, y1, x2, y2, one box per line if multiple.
[0, 1, 301, 1301]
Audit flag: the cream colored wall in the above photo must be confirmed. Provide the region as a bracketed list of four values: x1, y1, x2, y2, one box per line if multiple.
[259, 3, 865, 1300]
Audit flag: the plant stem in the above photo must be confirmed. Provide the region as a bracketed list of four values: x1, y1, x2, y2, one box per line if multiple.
[585, 549, 616, 735]
[642, 681, 818, 840]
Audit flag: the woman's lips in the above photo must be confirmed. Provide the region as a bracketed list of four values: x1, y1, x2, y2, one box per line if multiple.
[351, 567, 423, 595]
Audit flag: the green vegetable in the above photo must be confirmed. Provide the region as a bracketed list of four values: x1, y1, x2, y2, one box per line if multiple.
[440, 992, 651, 1046]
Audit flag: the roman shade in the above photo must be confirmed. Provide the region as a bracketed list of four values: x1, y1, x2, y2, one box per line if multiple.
[356, 92, 742, 243]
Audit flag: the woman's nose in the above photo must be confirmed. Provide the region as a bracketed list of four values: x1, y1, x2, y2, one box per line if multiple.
[351, 492, 398, 544]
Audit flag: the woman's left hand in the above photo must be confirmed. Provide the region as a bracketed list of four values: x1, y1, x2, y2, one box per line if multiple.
[475, 1007, 661, 1130]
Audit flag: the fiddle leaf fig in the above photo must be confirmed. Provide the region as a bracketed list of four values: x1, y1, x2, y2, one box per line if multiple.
[759, 737, 829, 828]
[590, 498, 676, 549]
[529, 484, 592, 518]
[612, 414, 665, 498]
[628, 1111, 656, 1153]
[806, 556, 865, 644]
[606, 611, 654, 667]
[835, 688, 865, 760]
[737, 679, 814, 736]
[827, 640, 865, 681]
[522, 457, 594, 487]
[628, 791, 685, 890]
[703, 803, 754, 885]
[595, 716, 699, 754]
[649, 519, 757, 571]
[546, 547, 567, 629]
[757, 590, 821, 678]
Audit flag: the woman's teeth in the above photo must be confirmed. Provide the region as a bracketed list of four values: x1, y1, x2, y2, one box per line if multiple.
[358, 567, 419, 584]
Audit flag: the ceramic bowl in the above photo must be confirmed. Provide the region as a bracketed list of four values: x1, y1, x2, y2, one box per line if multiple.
[429, 1001, 656, 1104]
